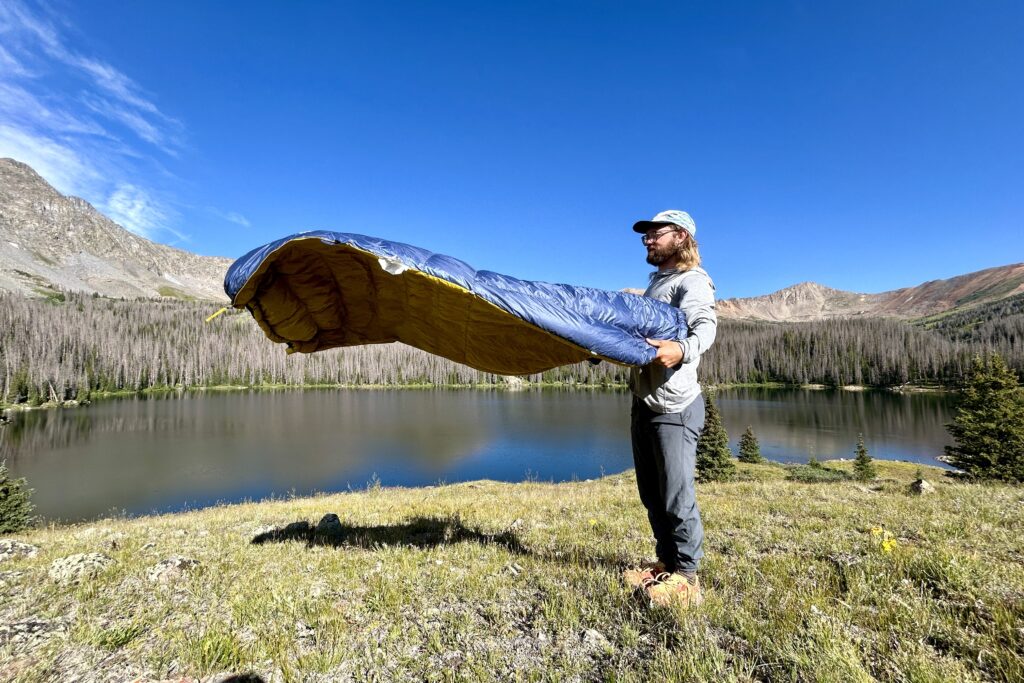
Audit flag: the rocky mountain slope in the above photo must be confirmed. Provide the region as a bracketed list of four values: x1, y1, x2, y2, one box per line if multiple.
[4, 155, 1021, 316]
[0, 158, 230, 301]
[718, 264, 1024, 321]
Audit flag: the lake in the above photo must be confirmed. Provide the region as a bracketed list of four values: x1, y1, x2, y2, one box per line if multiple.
[1, 387, 958, 522]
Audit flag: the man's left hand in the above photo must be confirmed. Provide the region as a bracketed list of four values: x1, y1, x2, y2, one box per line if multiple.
[646, 338, 684, 367]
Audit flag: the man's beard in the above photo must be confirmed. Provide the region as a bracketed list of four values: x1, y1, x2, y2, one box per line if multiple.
[646, 243, 677, 266]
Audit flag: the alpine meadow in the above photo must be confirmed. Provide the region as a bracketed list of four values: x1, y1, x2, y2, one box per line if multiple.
[3, 2, 1024, 681]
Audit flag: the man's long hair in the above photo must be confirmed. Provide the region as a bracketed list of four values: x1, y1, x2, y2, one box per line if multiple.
[676, 231, 702, 270]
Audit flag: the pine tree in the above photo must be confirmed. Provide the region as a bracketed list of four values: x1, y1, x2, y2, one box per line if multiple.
[737, 425, 764, 463]
[696, 390, 735, 482]
[0, 460, 34, 534]
[945, 354, 1024, 482]
[853, 433, 877, 481]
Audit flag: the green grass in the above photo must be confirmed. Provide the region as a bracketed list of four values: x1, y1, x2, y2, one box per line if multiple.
[157, 285, 197, 300]
[914, 287, 1024, 329]
[786, 462, 852, 482]
[1, 460, 1021, 681]
[953, 275, 1024, 308]
[30, 288, 65, 304]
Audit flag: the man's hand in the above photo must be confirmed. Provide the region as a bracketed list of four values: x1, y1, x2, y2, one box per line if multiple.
[646, 338, 684, 368]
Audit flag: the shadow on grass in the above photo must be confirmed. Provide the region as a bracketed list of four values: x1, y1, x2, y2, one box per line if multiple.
[251, 514, 529, 555]
[249, 513, 633, 573]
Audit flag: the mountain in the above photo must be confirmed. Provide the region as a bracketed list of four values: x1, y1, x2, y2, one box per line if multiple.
[0, 158, 230, 301]
[4, 155, 1021, 316]
[718, 264, 1024, 321]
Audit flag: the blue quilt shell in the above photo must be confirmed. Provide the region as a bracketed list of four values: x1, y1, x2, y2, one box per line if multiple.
[224, 230, 687, 368]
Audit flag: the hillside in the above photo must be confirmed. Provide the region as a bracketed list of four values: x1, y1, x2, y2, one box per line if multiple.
[0, 461, 1020, 681]
[718, 265, 1024, 322]
[4, 155, 1021, 316]
[0, 158, 230, 301]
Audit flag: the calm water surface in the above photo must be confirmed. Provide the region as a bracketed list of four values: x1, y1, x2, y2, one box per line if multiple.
[1, 387, 957, 521]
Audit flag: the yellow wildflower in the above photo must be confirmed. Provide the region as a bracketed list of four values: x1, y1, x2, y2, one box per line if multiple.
[881, 538, 898, 554]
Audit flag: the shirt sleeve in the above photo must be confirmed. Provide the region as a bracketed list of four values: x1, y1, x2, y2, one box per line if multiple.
[676, 271, 718, 364]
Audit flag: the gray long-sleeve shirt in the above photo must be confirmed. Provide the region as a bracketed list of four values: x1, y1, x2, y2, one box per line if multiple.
[630, 266, 718, 413]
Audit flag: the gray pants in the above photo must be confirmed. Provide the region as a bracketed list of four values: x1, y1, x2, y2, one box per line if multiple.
[630, 394, 706, 574]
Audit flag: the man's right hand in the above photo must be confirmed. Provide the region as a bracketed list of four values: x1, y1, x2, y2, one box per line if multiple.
[646, 338, 684, 368]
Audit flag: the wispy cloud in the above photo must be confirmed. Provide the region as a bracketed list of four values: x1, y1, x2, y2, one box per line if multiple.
[223, 211, 251, 228]
[104, 183, 170, 239]
[75, 57, 164, 118]
[0, 82, 108, 137]
[0, 123, 98, 197]
[0, 0, 183, 239]
[209, 208, 252, 228]
[0, 44, 32, 77]
[81, 93, 176, 152]
[0, 1, 172, 123]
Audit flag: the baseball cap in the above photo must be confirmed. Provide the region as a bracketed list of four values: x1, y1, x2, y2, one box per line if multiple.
[632, 210, 697, 238]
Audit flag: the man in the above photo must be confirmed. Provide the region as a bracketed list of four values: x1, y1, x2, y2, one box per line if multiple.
[623, 209, 717, 608]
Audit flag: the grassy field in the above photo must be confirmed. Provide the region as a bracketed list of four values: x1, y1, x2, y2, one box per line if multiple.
[1, 460, 1021, 682]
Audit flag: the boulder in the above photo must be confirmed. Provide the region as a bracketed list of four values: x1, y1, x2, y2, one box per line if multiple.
[147, 555, 200, 583]
[910, 479, 936, 495]
[581, 628, 611, 650]
[0, 539, 39, 562]
[0, 619, 66, 647]
[314, 514, 343, 539]
[48, 553, 113, 584]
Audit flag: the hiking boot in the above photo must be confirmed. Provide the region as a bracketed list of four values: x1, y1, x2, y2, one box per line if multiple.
[645, 572, 703, 608]
[622, 561, 667, 589]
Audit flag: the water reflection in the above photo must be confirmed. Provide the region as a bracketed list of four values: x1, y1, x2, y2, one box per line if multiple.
[1, 389, 634, 521]
[717, 388, 954, 464]
[1, 387, 956, 522]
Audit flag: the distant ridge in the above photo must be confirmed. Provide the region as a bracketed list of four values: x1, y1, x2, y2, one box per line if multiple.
[717, 264, 1024, 321]
[0, 157, 230, 301]
[3, 156, 1022, 315]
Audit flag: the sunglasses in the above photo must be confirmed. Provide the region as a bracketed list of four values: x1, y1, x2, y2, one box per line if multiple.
[640, 227, 680, 245]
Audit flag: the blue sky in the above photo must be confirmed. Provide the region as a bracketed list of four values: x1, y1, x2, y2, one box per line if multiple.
[0, 1, 1021, 298]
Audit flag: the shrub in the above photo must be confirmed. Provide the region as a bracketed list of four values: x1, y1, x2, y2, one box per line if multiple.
[737, 425, 764, 463]
[853, 433, 877, 481]
[787, 464, 851, 483]
[945, 354, 1024, 482]
[0, 460, 34, 533]
[696, 389, 735, 482]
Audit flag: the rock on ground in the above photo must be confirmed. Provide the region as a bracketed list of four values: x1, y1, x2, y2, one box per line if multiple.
[0, 618, 67, 647]
[147, 556, 201, 583]
[314, 513, 343, 539]
[910, 479, 936, 495]
[48, 553, 113, 584]
[581, 628, 612, 651]
[0, 539, 39, 562]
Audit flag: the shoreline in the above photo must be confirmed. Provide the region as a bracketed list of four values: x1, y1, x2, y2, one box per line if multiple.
[9, 458, 952, 530]
[0, 380, 954, 414]
[25, 457, 957, 527]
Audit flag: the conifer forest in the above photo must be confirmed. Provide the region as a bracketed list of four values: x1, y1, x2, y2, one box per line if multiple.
[1, 291, 1022, 405]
